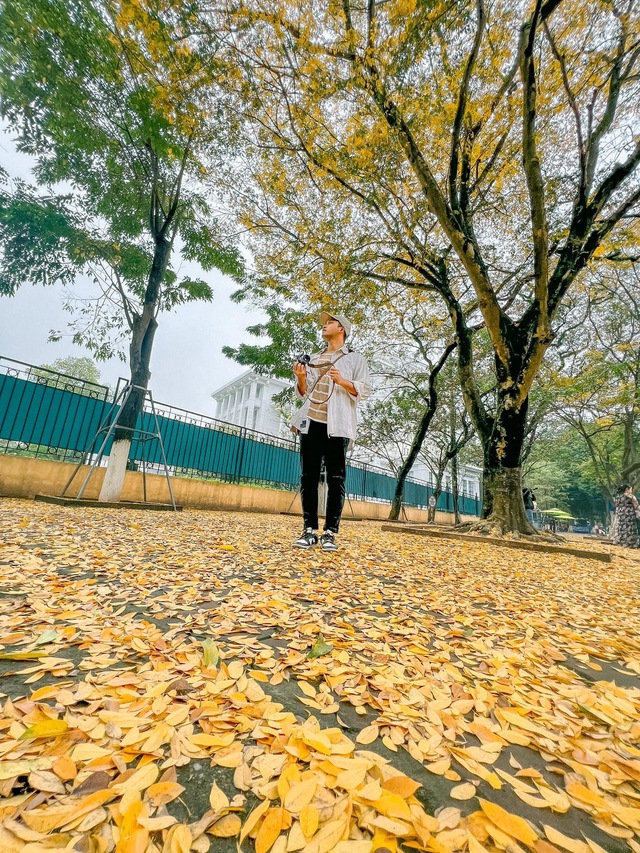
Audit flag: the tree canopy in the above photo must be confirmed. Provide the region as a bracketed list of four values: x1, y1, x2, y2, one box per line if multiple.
[0, 0, 245, 500]
[205, 0, 640, 533]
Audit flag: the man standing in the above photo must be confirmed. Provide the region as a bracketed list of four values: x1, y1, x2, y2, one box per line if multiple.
[291, 311, 370, 551]
[522, 486, 537, 525]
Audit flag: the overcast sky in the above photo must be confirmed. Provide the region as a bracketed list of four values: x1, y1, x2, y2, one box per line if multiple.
[0, 126, 268, 416]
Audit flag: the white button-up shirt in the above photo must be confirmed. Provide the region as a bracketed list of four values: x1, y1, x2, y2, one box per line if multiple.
[291, 345, 371, 444]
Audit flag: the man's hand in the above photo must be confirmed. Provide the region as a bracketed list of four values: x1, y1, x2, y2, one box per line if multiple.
[329, 367, 357, 396]
[293, 361, 307, 394]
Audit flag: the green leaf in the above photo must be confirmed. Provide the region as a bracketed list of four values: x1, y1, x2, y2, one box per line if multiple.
[202, 639, 220, 668]
[0, 652, 44, 660]
[20, 720, 69, 740]
[307, 634, 332, 659]
[35, 630, 60, 645]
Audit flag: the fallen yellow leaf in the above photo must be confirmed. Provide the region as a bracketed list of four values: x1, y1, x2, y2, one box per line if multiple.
[478, 798, 539, 846]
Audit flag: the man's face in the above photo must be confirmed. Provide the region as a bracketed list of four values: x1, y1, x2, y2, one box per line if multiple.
[322, 318, 343, 339]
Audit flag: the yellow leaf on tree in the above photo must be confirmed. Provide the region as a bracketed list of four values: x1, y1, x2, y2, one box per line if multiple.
[478, 798, 539, 847]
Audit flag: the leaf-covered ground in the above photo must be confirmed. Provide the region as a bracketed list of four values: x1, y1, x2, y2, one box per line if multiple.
[0, 498, 639, 853]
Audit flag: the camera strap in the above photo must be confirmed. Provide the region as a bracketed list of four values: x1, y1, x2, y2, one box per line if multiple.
[305, 350, 348, 405]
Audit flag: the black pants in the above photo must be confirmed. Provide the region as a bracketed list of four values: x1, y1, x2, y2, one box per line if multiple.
[300, 420, 348, 532]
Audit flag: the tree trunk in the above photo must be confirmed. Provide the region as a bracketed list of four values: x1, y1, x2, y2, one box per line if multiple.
[99, 237, 169, 502]
[388, 342, 456, 520]
[388, 403, 438, 521]
[449, 397, 460, 524]
[621, 411, 639, 490]
[482, 466, 533, 534]
[479, 396, 536, 535]
[451, 451, 460, 525]
[427, 468, 445, 522]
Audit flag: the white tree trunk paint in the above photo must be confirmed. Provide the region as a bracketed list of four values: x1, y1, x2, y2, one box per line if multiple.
[98, 438, 131, 502]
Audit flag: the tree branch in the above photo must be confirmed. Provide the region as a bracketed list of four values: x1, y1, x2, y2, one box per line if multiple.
[520, 0, 550, 338]
[448, 0, 484, 220]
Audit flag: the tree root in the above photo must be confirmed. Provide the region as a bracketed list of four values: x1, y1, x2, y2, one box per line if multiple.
[455, 519, 564, 543]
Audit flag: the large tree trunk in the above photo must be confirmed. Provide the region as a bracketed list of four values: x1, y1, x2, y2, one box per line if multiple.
[99, 237, 169, 502]
[479, 396, 537, 535]
[482, 466, 532, 534]
[621, 411, 639, 490]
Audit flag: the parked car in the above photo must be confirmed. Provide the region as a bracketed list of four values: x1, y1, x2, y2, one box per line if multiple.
[572, 518, 592, 534]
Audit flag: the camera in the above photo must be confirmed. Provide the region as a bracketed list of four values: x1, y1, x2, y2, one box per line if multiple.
[296, 353, 311, 365]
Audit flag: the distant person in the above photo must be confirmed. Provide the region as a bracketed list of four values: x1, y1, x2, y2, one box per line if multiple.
[522, 486, 537, 524]
[291, 311, 370, 551]
[611, 483, 640, 548]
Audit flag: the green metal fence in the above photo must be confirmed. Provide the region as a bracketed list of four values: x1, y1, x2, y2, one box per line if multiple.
[0, 356, 481, 515]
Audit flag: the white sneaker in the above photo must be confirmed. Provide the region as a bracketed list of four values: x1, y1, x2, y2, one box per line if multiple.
[320, 531, 338, 551]
[294, 528, 318, 549]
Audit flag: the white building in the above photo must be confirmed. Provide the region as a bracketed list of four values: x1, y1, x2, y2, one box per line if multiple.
[411, 460, 482, 499]
[211, 370, 482, 500]
[212, 370, 290, 436]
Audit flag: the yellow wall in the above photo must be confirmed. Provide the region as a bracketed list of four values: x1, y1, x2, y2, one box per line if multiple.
[0, 454, 477, 524]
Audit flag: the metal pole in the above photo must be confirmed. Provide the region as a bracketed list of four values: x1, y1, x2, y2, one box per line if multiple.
[61, 382, 133, 498]
[141, 434, 147, 503]
[60, 379, 125, 494]
[235, 426, 247, 484]
[148, 390, 177, 511]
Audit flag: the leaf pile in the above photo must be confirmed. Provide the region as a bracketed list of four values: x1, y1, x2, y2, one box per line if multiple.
[0, 500, 639, 853]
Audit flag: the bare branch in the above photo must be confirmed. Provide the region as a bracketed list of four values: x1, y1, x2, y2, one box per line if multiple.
[448, 0, 485, 219]
[520, 0, 550, 335]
